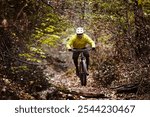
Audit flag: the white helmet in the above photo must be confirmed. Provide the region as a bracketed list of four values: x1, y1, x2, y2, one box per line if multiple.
[76, 27, 84, 34]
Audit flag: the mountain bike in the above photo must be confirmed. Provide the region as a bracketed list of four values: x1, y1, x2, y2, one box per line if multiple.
[71, 48, 91, 86]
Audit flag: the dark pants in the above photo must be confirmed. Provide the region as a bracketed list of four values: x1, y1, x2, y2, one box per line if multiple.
[72, 49, 89, 73]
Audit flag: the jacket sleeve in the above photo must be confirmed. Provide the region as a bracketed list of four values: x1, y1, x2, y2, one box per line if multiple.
[66, 35, 75, 49]
[85, 34, 95, 48]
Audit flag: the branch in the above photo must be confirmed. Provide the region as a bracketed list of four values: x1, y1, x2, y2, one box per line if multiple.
[14, 3, 27, 24]
[51, 84, 109, 99]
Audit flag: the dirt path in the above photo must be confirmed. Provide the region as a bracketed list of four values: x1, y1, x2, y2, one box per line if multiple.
[44, 65, 114, 100]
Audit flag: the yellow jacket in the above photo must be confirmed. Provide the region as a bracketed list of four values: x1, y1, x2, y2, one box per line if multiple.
[66, 34, 95, 49]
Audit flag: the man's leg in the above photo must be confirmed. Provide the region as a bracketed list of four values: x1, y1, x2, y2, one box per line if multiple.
[86, 57, 89, 70]
[73, 51, 80, 76]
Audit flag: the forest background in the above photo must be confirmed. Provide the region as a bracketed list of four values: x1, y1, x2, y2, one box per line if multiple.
[0, 0, 149, 99]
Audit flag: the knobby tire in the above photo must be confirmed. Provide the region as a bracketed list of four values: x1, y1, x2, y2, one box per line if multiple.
[79, 60, 87, 86]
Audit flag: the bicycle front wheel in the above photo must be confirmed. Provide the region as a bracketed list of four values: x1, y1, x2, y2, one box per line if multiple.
[80, 73, 87, 86]
[79, 60, 87, 86]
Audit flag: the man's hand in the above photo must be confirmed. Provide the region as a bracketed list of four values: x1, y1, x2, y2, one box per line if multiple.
[68, 49, 72, 51]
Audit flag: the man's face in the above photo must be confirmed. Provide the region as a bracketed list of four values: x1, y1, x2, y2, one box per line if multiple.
[77, 34, 83, 39]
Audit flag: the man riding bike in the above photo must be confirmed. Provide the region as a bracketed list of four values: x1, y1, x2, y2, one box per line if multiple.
[66, 27, 96, 76]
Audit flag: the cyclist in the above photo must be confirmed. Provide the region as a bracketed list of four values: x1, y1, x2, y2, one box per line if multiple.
[66, 27, 96, 76]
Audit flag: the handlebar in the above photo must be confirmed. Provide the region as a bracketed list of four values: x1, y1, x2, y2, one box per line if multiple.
[70, 48, 92, 52]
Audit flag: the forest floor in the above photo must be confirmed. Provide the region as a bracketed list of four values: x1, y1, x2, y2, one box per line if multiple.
[44, 64, 139, 100]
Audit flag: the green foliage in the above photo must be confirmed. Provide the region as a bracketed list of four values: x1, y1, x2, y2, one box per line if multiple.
[39, 34, 60, 47]
[143, 1, 150, 16]
[44, 26, 55, 33]
[30, 47, 45, 55]
[30, 5, 68, 48]
[11, 65, 29, 71]
[19, 53, 42, 63]
[138, 0, 142, 5]
[98, 35, 112, 44]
